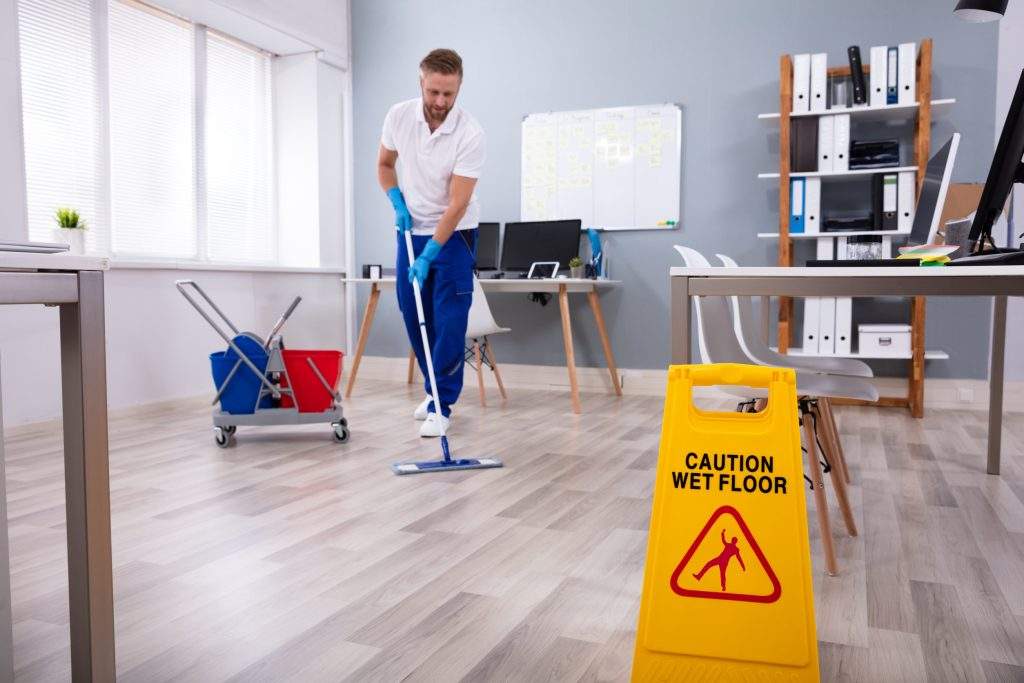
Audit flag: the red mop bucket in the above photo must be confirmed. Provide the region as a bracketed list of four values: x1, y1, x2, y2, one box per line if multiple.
[279, 350, 344, 413]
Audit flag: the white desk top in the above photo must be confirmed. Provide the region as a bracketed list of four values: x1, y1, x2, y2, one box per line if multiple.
[670, 265, 1024, 278]
[0, 252, 109, 272]
[343, 276, 620, 293]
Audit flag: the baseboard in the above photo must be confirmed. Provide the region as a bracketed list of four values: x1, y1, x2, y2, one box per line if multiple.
[351, 355, 1018, 410]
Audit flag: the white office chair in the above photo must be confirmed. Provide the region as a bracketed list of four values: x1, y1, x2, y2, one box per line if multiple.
[714, 253, 873, 378]
[465, 278, 510, 406]
[675, 244, 871, 575]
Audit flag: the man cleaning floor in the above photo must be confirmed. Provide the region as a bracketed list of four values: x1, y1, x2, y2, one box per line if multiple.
[377, 48, 486, 437]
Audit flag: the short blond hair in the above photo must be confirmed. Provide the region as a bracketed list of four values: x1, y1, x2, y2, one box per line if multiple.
[420, 49, 463, 78]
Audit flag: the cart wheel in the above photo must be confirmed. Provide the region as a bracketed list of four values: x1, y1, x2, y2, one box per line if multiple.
[214, 427, 231, 448]
[223, 425, 236, 435]
[332, 423, 349, 443]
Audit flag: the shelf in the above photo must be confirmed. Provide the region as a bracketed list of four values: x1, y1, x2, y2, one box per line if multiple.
[758, 166, 917, 181]
[757, 230, 910, 240]
[779, 347, 950, 361]
[757, 98, 955, 122]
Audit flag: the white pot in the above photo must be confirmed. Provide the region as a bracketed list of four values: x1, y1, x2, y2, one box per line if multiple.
[55, 228, 85, 255]
[570, 266, 585, 279]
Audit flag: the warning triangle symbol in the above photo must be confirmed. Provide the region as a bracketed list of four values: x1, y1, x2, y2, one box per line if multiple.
[670, 505, 782, 604]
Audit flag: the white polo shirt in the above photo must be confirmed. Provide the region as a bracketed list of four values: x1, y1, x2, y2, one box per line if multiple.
[381, 98, 485, 235]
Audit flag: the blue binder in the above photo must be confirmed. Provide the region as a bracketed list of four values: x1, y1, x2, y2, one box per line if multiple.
[790, 178, 806, 234]
[886, 47, 898, 104]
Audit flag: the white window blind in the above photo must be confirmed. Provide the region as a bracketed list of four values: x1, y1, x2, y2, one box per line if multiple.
[204, 32, 274, 263]
[108, 0, 195, 258]
[17, 0, 106, 249]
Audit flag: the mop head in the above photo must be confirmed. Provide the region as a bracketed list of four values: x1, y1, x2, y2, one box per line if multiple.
[391, 457, 502, 475]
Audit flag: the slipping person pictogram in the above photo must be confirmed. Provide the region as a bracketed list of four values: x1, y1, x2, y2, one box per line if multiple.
[692, 529, 745, 590]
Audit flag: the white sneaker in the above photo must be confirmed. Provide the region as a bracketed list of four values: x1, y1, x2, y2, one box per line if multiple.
[419, 413, 450, 438]
[414, 396, 433, 421]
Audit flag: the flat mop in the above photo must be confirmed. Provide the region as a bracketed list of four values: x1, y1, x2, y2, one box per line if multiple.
[391, 229, 503, 475]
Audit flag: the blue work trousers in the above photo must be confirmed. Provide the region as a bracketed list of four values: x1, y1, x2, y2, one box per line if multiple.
[396, 229, 477, 417]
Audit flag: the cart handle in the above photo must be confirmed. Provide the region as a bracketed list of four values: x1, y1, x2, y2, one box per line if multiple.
[176, 280, 241, 336]
[264, 296, 302, 350]
[176, 280, 280, 399]
[306, 357, 341, 404]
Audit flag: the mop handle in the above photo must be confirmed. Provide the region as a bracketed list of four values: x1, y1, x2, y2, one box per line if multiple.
[404, 230, 447, 440]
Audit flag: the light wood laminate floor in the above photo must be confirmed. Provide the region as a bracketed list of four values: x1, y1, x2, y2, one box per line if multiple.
[5, 380, 1024, 681]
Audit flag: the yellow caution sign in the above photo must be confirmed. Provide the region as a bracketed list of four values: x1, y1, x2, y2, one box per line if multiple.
[632, 363, 818, 681]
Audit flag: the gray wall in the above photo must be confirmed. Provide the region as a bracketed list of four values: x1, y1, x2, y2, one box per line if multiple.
[352, 0, 999, 378]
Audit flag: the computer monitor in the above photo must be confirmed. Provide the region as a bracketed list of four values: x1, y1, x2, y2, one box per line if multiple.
[969, 67, 1024, 252]
[475, 222, 500, 270]
[903, 133, 960, 247]
[500, 219, 582, 272]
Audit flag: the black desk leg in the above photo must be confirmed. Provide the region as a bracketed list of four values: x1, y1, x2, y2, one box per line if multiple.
[987, 295, 1007, 476]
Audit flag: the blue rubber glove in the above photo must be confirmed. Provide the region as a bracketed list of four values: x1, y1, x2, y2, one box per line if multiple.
[408, 239, 442, 288]
[387, 187, 413, 233]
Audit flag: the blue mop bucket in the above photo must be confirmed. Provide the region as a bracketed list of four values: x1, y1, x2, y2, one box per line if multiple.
[210, 334, 273, 414]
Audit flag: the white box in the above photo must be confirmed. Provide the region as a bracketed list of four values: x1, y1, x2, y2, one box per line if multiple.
[858, 323, 911, 357]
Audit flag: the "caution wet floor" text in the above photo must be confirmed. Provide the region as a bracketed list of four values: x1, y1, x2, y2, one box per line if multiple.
[672, 451, 787, 494]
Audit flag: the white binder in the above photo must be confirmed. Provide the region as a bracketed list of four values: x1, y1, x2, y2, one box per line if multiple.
[869, 45, 888, 108]
[804, 177, 821, 234]
[833, 236, 852, 355]
[793, 54, 811, 113]
[898, 42, 917, 106]
[835, 297, 852, 355]
[803, 298, 821, 355]
[819, 297, 837, 356]
[817, 236, 834, 260]
[833, 114, 851, 172]
[817, 115, 835, 173]
[898, 171, 916, 233]
[810, 53, 828, 112]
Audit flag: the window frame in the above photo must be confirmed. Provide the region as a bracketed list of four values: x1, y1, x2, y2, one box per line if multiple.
[17, 0, 279, 267]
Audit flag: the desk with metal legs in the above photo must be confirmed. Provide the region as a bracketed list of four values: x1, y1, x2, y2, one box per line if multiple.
[342, 277, 622, 414]
[0, 253, 113, 681]
[671, 265, 1024, 476]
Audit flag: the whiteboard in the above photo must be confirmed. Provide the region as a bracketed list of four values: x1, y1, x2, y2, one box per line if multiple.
[521, 103, 681, 230]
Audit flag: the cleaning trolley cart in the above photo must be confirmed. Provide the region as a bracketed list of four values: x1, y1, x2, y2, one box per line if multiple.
[177, 280, 349, 448]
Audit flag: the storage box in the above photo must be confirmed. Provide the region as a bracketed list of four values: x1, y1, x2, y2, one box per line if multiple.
[858, 323, 911, 357]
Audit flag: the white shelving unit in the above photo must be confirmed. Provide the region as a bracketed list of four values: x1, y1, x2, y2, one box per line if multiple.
[758, 165, 918, 181]
[757, 98, 955, 121]
[779, 347, 949, 361]
[767, 40, 946, 416]
[757, 229, 910, 240]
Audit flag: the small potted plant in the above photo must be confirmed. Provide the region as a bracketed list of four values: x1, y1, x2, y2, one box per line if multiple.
[54, 207, 86, 255]
[569, 256, 585, 279]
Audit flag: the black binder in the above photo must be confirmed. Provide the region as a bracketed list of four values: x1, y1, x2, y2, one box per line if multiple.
[790, 118, 818, 172]
[848, 46, 867, 105]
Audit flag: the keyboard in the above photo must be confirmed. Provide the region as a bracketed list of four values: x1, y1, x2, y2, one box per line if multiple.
[806, 258, 921, 267]
[948, 249, 1024, 266]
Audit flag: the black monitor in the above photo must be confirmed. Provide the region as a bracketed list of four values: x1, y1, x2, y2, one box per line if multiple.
[500, 219, 582, 272]
[475, 222, 500, 270]
[970, 67, 1024, 253]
